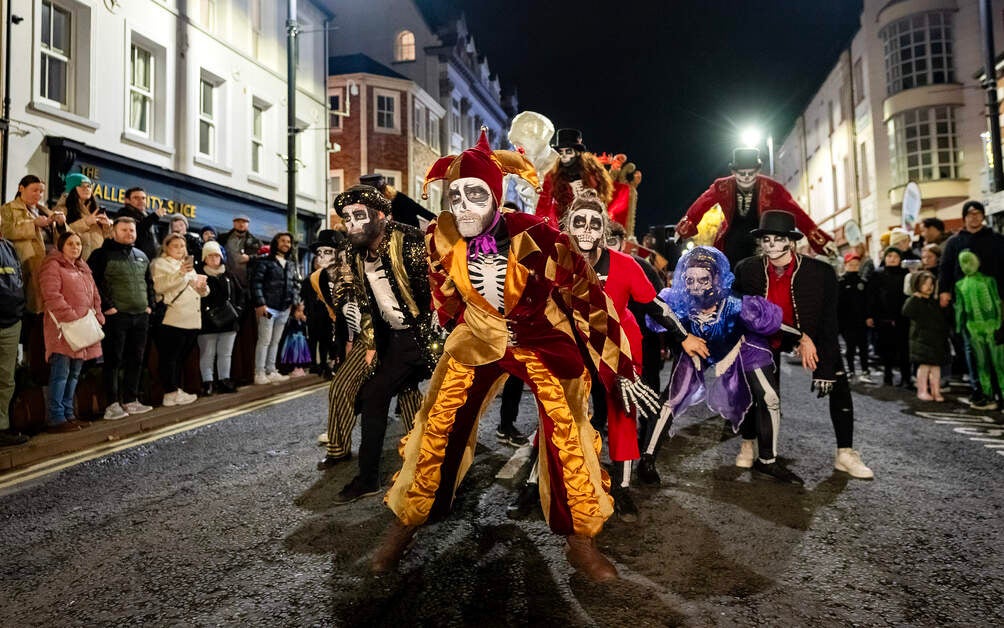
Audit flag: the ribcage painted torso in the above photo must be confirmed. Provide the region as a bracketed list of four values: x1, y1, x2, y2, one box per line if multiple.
[467, 253, 507, 313]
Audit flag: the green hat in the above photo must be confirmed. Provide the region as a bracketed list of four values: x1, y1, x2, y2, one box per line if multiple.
[64, 173, 91, 193]
[882, 246, 903, 260]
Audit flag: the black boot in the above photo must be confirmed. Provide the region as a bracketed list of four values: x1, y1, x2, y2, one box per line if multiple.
[506, 481, 540, 520]
[218, 378, 237, 393]
[637, 453, 661, 486]
[610, 462, 639, 522]
[752, 460, 804, 485]
[201, 381, 215, 396]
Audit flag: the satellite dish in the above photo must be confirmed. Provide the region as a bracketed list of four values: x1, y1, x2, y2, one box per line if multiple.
[844, 219, 863, 246]
[902, 182, 922, 231]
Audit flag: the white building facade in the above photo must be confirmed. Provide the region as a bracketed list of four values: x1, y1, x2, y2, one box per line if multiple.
[775, 0, 1004, 257]
[1, 0, 332, 242]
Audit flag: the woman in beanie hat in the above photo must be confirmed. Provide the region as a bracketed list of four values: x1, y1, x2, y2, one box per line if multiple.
[196, 240, 245, 395]
[56, 173, 112, 261]
[866, 247, 911, 386]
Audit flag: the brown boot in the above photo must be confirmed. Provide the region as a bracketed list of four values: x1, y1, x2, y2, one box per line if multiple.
[565, 534, 618, 582]
[370, 519, 417, 574]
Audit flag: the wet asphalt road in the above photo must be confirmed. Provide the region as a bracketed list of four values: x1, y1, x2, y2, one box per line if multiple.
[1, 361, 1002, 627]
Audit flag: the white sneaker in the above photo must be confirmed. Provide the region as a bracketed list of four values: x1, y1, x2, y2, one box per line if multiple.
[103, 402, 129, 420]
[123, 401, 153, 415]
[317, 432, 329, 445]
[161, 391, 178, 407]
[254, 373, 271, 385]
[267, 372, 290, 383]
[174, 391, 197, 405]
[834, 448, 874, 479]
[856, 372, 874, 384]
[735, 439, 756, 468]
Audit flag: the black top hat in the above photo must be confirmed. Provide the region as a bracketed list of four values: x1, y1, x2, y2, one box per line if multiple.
[310, 228, 346, 252]
[551, 128, 587, 152]
[751, 210, 804, 240]
[730, 147, 762, 171]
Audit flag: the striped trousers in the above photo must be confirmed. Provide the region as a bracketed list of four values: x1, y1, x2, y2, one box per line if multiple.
[325, 342, 424, 459]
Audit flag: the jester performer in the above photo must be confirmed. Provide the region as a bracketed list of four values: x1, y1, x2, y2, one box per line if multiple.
[534, 128, 613, 225]
[371, 130, 672, 582]
[675, 147, 835, 266]
[315, 186, 438, 506]
[954, 250, 1004, 404]
[734, 211, 873, 481]
[644, 246, 801, 484]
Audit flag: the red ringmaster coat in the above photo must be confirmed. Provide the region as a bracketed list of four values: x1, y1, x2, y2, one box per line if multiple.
[675, 174, 833, 254]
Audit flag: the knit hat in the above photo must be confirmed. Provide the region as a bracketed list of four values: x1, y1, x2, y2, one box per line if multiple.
[64, 173, 91, 193]
[962, 200, 986, 219]
[882, 246, 903, 260]
[202, 240, 223, 261]
[169, 214, 189, 227]
[889, 227, 912, 247]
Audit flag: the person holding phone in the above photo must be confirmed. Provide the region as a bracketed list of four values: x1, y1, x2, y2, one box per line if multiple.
[151, 233, 210, 406]
[56, 173, 111, 262]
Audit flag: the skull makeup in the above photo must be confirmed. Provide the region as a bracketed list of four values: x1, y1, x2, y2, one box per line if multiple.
[733, 168, 759, 192]
[313, 246, 337, 268]
[448, 176, 497, 238]
[759, 234, 792, 261]
[558, 147, 580, 166]
[568, 207, 606, 252]
[341, 203, 380, 247]
[683, 266, 715, 306]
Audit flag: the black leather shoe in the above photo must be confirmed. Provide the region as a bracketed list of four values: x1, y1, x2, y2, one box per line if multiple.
[752, 460, 804, 485]
[495, 425, 529, 447]
[611, 485, 639, 522]
[317, 452, 352, 470]
[506, 481, 540, 519]
[218, 379, 238, 393]
[0, 431, 30, 447]
[637, 453, 661, 486]
[334, 476, 381, 504]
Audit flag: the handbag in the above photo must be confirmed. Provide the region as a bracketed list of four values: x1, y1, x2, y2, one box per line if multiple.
[205, 276, 239, 329]
[49, 309, 104, 352]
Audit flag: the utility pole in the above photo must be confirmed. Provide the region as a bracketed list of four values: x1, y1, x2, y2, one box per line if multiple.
[2, 5, 23, 202]
[286, 0, 299, 236]
[980, 0, 1004, 192]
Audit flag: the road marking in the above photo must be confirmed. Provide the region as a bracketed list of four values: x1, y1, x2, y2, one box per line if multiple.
[0, 384, 326, 491]
[915, 411, 1004, 457]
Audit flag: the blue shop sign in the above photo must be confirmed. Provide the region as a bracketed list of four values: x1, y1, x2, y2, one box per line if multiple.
[53, 148, 317, 240]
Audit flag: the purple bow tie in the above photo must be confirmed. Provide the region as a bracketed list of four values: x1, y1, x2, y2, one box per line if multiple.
[467, 212, 502, 260]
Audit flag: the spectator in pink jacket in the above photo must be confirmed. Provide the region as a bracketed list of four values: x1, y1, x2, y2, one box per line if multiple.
[39, 232, 105, 432]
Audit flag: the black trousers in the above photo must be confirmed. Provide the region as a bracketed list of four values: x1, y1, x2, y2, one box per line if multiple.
[640, 332, 664, 393]
[157, 325, 198, 393]
[769, 347, 854, 449]
[739, 365, 781, 461]
[841, 328, 869, 374]
[357, 330, 426, 486]
[499, 374, 525, 430]
[102, 312, 149, 404]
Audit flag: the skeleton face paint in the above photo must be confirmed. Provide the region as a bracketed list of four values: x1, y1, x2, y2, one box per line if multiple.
[683, 267, 716, 307]
[448, 177, 496, 238]
[568, 208, 605, 252]
[341, 203, 380, 247]
[759, 234, 792, 260]
[558, 147, 579, 166]
[733, 168, 759, 192]
[313, 246, 336, 268]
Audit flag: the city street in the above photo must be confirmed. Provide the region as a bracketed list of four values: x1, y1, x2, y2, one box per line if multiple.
[1, 361, 1001, 627]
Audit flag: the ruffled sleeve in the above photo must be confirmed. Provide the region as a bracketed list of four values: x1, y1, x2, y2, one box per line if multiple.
[739, 295, 782, 336]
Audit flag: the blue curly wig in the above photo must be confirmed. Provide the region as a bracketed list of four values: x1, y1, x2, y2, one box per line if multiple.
[666, 246, 734, 318]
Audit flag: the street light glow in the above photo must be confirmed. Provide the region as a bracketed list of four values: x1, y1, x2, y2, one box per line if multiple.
[740, 127, 762, 148]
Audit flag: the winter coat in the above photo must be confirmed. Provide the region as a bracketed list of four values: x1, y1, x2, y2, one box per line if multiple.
[902, 295, 949, 364]
[838, 271, 869, 334]
[867, 266, 909, 323]
[39, 250, 105, 361]
[0, 239, 25, 329]
[0, 197, 64, 313]
[250, 255, 298, 311]
[198, 265, 245, 334]
[88, 239, 154, 315]
[57, 194, 112, 261]
[151, 255, 210, 330]
[218, 228, 262, 285]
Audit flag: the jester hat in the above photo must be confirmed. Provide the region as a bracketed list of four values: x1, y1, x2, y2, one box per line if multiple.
[422, 127, 540, 204]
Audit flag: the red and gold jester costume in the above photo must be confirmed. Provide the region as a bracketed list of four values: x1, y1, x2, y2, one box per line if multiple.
[384, 137, 638, 541]
[676, 174, 833, 255]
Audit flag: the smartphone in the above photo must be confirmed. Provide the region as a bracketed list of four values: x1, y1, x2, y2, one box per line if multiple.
[96, 206, 107, 215]
[185, 255, 195, 266]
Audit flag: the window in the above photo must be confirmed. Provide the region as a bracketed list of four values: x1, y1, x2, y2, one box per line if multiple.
[198, 78, 216, 158]
[40, 0, 72, 107]
[329, 91, 342, 130]
[414, 101, 427, 143]
[329, 171, 344, 195]
[429, 115, 440, 152]
[853, 58, 865, 105]
[859, 142, 871, 196]
[880, 11, 955, 96]
[200, 0, 216, 32]
[374, 89, 398, 131]
[395, 30, 415, 62]
[251, 103, 264, 174]
[450, 99, 461, 135]
[888, 106, 961, 185]
[128, 44, 153, 136]
[250, 0, 262, 58]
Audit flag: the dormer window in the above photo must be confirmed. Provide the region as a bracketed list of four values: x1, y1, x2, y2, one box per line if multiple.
[395, 30, 415, 62]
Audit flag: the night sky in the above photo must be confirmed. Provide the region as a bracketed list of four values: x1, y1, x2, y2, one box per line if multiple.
[418, 0, 863, 234]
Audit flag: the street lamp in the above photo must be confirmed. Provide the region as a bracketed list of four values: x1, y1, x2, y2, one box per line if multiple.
[738, 126, 774, 176]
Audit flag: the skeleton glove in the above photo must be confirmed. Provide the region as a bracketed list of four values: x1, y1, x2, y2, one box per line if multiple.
[811, 379, 834, 398]
[617, 376, 662, 419]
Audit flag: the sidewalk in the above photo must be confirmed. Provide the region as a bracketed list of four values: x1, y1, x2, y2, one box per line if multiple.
[0, 375, 327, 474]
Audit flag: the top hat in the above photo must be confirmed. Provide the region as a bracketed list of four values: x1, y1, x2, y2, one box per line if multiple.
[551, 128, 587, 152]
[751, 210, 803, 240]
[310, 228, 345, 252]
[730, 147, 762, 171]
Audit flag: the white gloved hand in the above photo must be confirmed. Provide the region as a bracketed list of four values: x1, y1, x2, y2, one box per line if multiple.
[617, 376, 661, 418]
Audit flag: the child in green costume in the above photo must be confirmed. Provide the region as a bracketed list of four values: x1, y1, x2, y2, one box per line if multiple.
[954, 250, 1004, 403]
